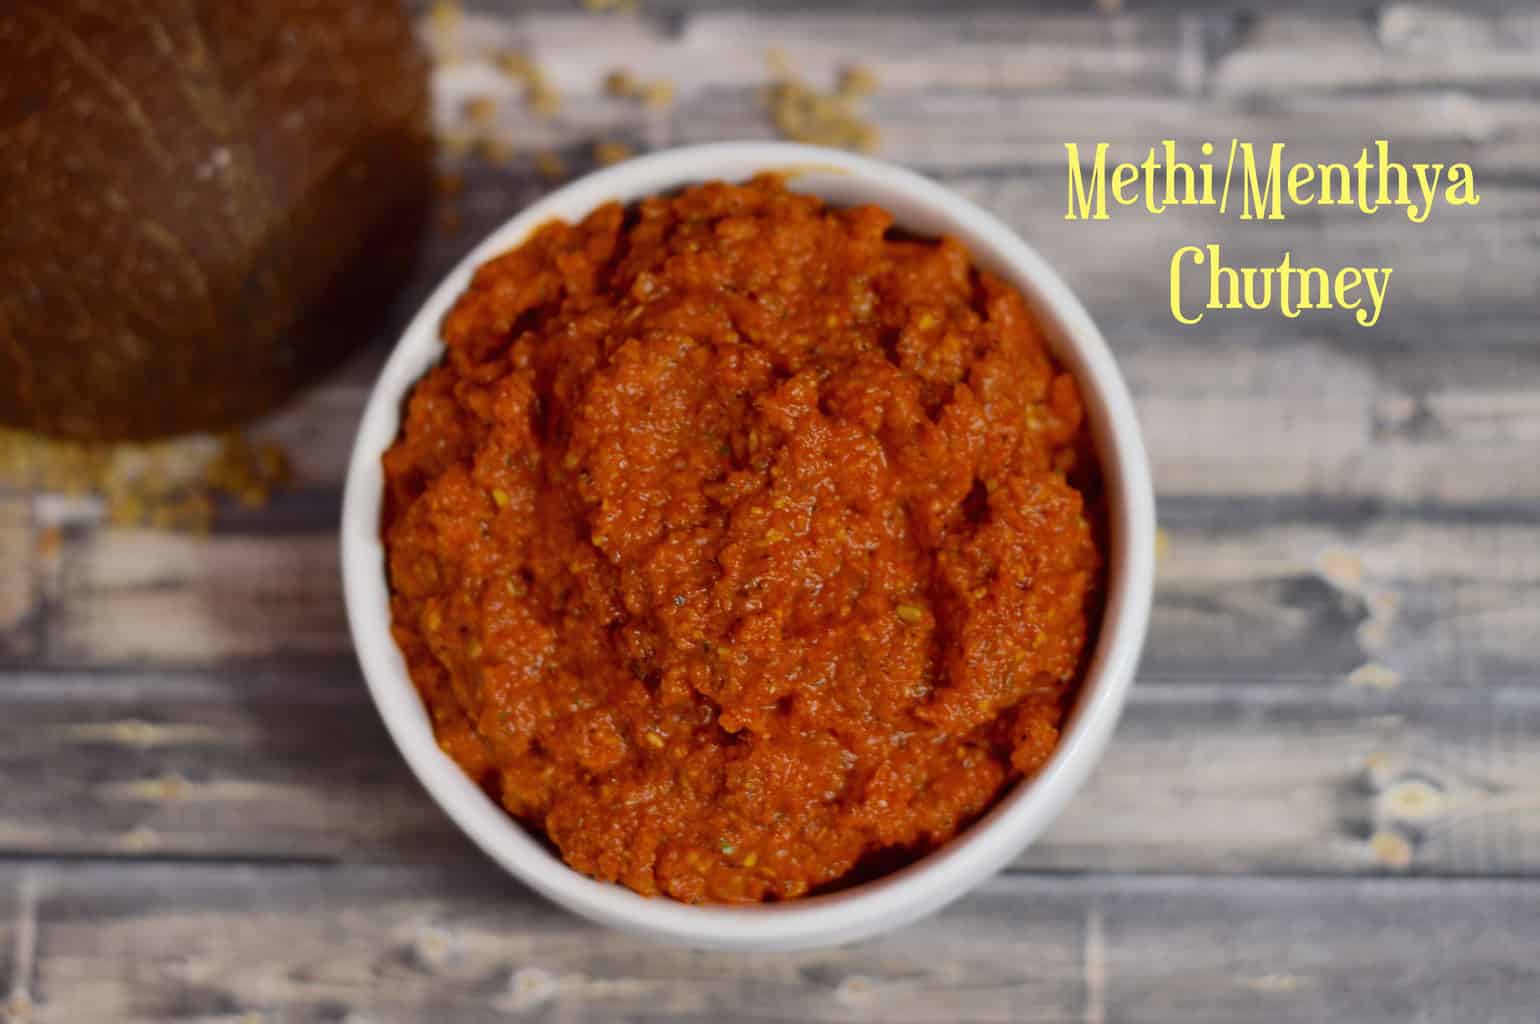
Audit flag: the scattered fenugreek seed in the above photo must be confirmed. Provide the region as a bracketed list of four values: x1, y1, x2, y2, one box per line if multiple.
[495, 51, 563, 119]
[764, 56, 881, 152]
[642, 79, 675, 109]
[495, 51, 535, 79]
[528, 85, 561, 118]
[0, 428, 294, 533]
[438, 133, 474, 160]
[593, 139, 635, 166]
[462, 94, 498, 126]
[478, 136, 516, 165]
[603, 70, 639, 98]
[838, 64, 878, 99]
[533, 150, 568, 183]
[429, 0, 462, 35]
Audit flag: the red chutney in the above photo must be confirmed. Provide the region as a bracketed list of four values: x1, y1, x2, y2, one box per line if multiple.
[382, 176, 1103, 903]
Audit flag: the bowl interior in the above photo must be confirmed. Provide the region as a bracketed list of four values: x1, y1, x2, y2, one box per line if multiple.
[341, 141, 1154, 951]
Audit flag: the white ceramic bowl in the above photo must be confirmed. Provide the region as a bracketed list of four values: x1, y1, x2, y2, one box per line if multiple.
[342, 141, 1154, 951]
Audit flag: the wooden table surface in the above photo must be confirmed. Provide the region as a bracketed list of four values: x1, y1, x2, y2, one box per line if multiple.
[4, 2, 1540, 1021]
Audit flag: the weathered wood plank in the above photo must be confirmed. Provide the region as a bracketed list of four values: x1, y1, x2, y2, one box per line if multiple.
[1150, 508, 1540, 687]
[449, 0, 1537, 14]
[0, 3, 1535, 1013]
[669, 88, 1540, 184]
[10, 862, 1540, 1022]
[29, 861, 1089, 1024]
[1102, 874, 1540, 1024]
[270, 330, 1540, 512]
[0, 873, 15, 1014]
[424, 8, 1540, 171]
[456, 8, 1198, 96]
[218, 3, 1540, 503]
[416, 5, 1540, 314]
[1132, 345, 1540, 508]
[39, 528, 345, 664]
[1215, 6, 1540, 95]
[26, 474, 1540, 686]
[235, 327, 1540, 510]
[1036, 685, 1540, 877]
[3, 671, 1538, 878]
[1, 0, 1537, 905]
[0, 664, 456, 861]
[432, 2, 1540, 104]
[0, 499, 38, 661]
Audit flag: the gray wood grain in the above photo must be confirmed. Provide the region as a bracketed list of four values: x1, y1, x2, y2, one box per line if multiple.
[0, 0, 1537, 879]
[16, 482, 1538, 689]
[0, 2, 1539, 1018]
[6, 862, 1540, 1022]
[1, 668, 1536, 877]
[443, 1, 1540, 25]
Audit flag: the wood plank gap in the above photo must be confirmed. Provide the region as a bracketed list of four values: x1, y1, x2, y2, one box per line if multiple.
[4, 869, 38, 1024]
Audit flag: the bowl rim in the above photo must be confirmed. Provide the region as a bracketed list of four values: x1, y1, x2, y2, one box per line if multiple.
[341, 140, 1155, 951]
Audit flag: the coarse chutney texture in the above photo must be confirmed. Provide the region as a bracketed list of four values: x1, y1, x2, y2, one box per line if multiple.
[382, 176, 1104, 903]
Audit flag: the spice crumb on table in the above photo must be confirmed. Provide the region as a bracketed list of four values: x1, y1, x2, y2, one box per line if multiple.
[0, 429, 292, 531]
